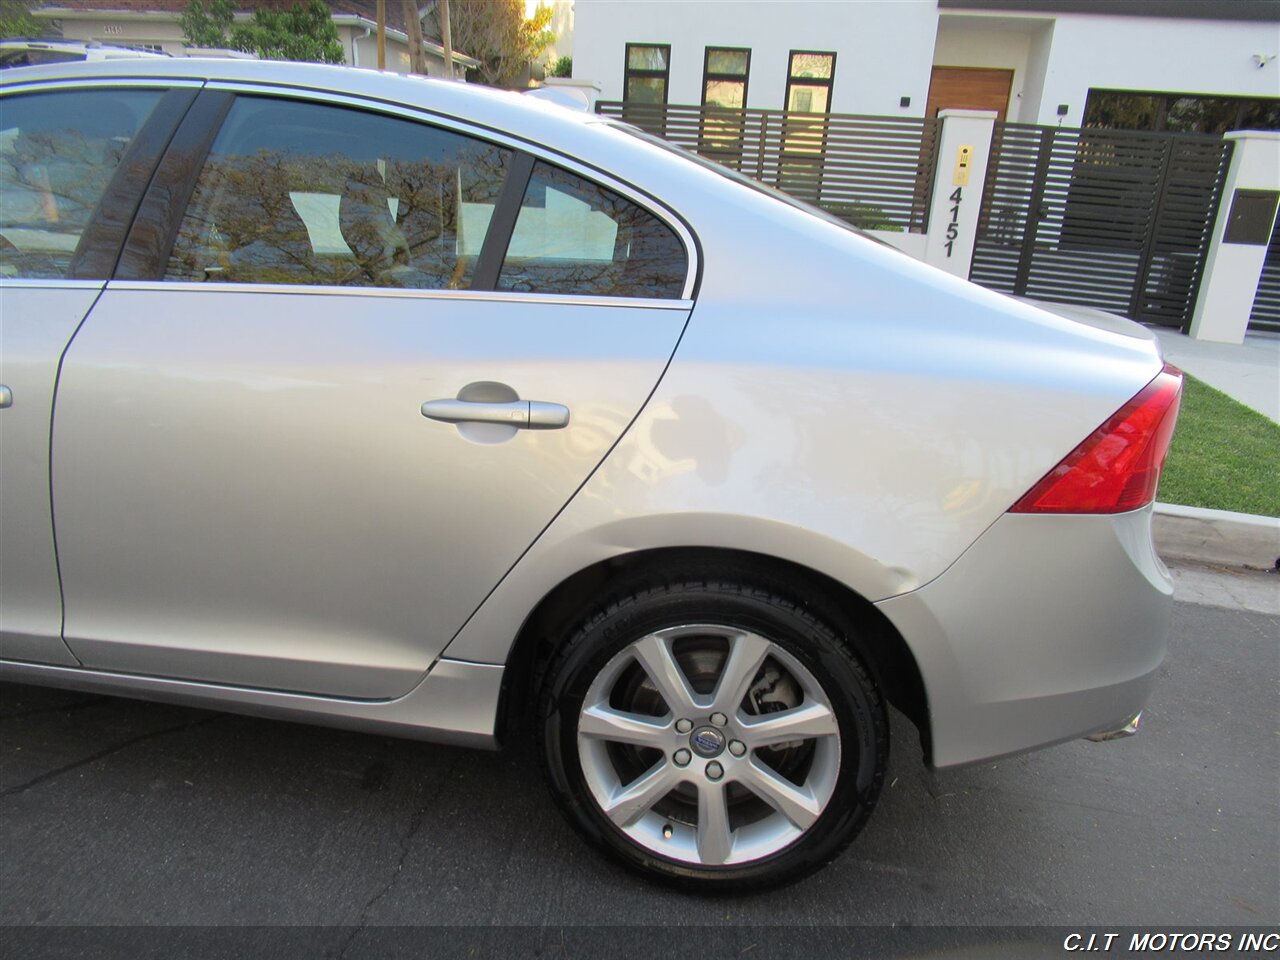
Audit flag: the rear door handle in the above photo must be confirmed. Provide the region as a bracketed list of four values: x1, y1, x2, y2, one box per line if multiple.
[421, 398, 570, 430]
[0, 385, 11, 409]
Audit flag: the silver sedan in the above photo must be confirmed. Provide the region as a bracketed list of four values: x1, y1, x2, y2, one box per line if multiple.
[0, 59, 1180, 890]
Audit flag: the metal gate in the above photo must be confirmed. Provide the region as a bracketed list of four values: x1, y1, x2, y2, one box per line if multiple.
[970, 123, 1233, 328]
[1248, 215, 1280, 333]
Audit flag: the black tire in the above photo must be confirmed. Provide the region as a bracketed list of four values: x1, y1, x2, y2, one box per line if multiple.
[536, 572, 888, 892]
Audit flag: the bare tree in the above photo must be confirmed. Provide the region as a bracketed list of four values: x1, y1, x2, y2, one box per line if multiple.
[376, 0, 385, 69]
[401, 0, 427, 74]
[438, 0, 454, 79]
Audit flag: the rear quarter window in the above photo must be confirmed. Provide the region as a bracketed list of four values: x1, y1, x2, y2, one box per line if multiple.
[497, 160, 687, 299]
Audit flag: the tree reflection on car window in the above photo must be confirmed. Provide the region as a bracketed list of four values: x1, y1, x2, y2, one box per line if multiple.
[0, 89, 161, 279]
[166, 96, 511, 289]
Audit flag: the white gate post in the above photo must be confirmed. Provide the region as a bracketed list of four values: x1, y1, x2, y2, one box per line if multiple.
[1188, 131, 1280, 343]
[923, 109, 998, 279]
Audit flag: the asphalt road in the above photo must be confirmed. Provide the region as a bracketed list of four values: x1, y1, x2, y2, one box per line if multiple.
[2, 599, 1277, 956]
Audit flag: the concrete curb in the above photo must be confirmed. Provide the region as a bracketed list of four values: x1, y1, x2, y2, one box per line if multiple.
[1153, 502, 1280, 570]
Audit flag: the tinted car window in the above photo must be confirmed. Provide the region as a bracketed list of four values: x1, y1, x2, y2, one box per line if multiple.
[0, 88, 162, 279]
[167, 96, 512, 289]
[497, 161, 686, 299]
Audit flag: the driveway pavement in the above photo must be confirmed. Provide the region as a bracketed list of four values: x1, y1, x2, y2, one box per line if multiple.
[2, 598, 1277, 957]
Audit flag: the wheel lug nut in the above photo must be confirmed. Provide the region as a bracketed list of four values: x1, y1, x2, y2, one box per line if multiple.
[710, 712, 728, 726]
[673, 748, 691, 767]
[729, 740, 746, 757]
[706, 761, 723, 781]
[675, 719, 693, 734]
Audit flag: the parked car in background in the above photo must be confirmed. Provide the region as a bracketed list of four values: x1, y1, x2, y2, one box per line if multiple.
[0, 58, 1181, 890]
[0, 39, 170, 69]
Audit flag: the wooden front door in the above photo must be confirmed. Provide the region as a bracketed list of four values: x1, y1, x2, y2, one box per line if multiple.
[926, 66, 1014, 122]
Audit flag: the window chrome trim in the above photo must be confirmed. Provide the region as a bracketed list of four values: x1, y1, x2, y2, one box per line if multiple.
[0, 77, 204, 95]
[199, 80, 700, 301]
[0, 279, 106, 290]
[104, 280, 694, 311]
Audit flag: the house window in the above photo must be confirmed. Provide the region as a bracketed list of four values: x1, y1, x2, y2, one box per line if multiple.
[702, 47, 750, 109]
[624, 43, 670, 104]
[785, 51, 835, 114]
[1084, 89, 1280, 134]
[698, 47, 752, 165]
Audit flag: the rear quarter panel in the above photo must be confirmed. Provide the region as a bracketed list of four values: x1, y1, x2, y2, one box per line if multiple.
[443, 143, 1165, 666]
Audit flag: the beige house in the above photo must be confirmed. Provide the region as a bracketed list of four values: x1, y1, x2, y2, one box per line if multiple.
[32, 1, 479, 76]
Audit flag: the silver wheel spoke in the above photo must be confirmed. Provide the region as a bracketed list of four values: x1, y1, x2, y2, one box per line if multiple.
[740, 759, 822, 830]
[579, 702, 671, 748]
[710, 630, 772, 716]
[577, 622, 843, 868]
[696, 780, 733, 865]
[630, 633, 700, 714]
[739, 701, 838, 748]
[603, 760, 676, 828]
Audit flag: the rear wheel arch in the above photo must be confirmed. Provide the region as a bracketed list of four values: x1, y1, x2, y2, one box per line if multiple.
[496, 546, 932, 763]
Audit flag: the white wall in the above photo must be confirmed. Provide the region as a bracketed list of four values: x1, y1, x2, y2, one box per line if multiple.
[530, 0, 575, 68]
[1020, 18, 1055, 125]
[572, 0, 941, 115]
[344, 27, 455, 77]
[345, 27, 409, 73]
[53, 17, 188, 56]
[1022, 12, 1280, 126]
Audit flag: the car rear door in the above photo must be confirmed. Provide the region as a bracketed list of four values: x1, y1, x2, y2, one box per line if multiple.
[0, 80, 194, 666]
[50, 86, 695, 699]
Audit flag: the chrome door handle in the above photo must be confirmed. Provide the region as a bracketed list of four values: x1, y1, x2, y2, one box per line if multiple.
[421, 398, 570, 430]
[0, 385, 11, 409]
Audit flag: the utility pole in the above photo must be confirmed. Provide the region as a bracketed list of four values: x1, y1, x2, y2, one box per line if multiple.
[403, 0, 427, 74]
[376, 0, 386, 69]
[438, 0, 454, 80]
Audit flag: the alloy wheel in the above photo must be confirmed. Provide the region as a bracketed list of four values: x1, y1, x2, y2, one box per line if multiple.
[575, 623, 841, 867]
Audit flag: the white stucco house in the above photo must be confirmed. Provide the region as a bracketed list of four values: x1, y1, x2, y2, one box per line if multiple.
[560, 1, 1280, 343]
[567, 0, 1279, 132]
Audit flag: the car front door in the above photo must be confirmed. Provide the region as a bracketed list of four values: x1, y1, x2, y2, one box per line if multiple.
[0, 83, 190, 666]
[50, 89, 695, 699]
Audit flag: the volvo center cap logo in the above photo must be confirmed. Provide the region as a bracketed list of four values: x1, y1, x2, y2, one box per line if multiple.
[690, 726, 726, 758]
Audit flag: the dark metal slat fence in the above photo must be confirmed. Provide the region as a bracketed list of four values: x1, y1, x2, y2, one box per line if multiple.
[596, 100, 940, 234]
[971, 122, 1233, 329]
[599, 102, 1238, 330]
[1248, 215, 1280, 332]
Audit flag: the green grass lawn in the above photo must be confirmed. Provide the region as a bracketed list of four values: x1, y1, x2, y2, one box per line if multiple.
[1157, 374, 1280, 518]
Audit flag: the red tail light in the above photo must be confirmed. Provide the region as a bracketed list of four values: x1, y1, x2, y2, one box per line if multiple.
[1011, 363, 1183, 515]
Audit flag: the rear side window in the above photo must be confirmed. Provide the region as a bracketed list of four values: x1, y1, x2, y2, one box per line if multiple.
[0, 89, 162, 279]
[497, 161, 686, 299]
[166, 96, 512, 289]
